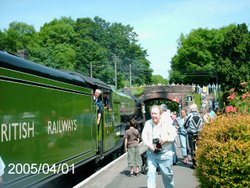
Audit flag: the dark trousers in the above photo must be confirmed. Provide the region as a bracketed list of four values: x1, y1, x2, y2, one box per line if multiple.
[188, 133, 199, 166]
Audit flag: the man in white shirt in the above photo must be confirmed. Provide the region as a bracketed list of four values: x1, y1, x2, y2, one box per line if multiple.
[142, 105, 177, 188]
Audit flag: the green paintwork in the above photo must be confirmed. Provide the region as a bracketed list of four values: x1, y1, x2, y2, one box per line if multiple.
[0, 66, 97, 187]
[0, 52, 139, 187]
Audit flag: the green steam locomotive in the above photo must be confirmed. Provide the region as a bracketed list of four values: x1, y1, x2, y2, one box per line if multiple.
[0, 51, 143, 187]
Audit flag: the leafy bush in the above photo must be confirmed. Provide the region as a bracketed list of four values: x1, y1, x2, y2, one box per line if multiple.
[196, 115, 250, 188]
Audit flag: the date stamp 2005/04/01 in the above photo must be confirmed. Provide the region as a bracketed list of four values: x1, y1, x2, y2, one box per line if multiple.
[8, 163, 75, 175]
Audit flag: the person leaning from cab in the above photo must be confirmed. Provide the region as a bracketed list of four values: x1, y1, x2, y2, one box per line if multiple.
[94, 89, 103, 126]
[142, 105, 177, 188]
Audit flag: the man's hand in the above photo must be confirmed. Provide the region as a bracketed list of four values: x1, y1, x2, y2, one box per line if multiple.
[97, 113, 101, 125]
[97, 119, 100, 125]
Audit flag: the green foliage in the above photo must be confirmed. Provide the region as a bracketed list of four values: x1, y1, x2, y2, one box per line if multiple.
[0, 17, 152, 88]
[218, 24, 250, 90]
[151, 75, 168, 85]
[170, 23, 250, 90]
[170, 28, 219, 85]
[0, 22, 36, 53]
[129, 87, 145, 97]
[197, 82, 250, 187]
[0, 30, 7, 50]
[196, 115, 250, 188]
[28, 17, 78, 70]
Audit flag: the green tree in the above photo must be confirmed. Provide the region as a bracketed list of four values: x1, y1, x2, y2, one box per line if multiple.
[0, 21, 36, 53]
[217, 24, 250, 89]
[30, 17, 77, 70]
[170, 23, 250, 90]
[151, 75, 168, 85]
[0, 30, 7, 50]
[74, 17, 111, 81]
[1, 16, 153, 88]
[170, 29, 219, 85]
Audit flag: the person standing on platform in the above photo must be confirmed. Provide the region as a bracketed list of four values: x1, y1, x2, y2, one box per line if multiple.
[175, 109, 189, 164]
[124, 119, 142, 177]
[142, 105, 177, 188]
[184, 104, 204, 169]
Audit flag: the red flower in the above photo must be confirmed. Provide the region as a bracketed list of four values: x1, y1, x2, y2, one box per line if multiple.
[227, 93, 236, 100]
[242, 92, 250, 100]
[226, 105, 237, 113]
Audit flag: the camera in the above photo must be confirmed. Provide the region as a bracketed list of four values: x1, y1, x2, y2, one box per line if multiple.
[153, 138, 162, 153]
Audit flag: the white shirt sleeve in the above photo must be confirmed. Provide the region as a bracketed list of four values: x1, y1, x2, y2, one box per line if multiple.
[142, 120, 154, 150]
[166, 125, 177, 142]
[0, 157, 5, 176]
[162, 123, 177, 142]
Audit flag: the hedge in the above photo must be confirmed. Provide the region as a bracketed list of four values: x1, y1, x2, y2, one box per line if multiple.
[196, 114, 250, 188]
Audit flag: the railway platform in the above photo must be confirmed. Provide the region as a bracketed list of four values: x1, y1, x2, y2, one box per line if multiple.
[73, 138, 199, 188]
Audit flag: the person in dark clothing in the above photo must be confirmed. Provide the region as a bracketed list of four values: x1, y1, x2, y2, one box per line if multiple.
[185, 104, 204, 169]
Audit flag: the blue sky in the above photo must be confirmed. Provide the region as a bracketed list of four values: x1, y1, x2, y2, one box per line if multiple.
[1, 0, 250, 79]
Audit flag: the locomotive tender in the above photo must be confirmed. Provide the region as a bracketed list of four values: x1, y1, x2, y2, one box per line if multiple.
[0, 51, 143, 187]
